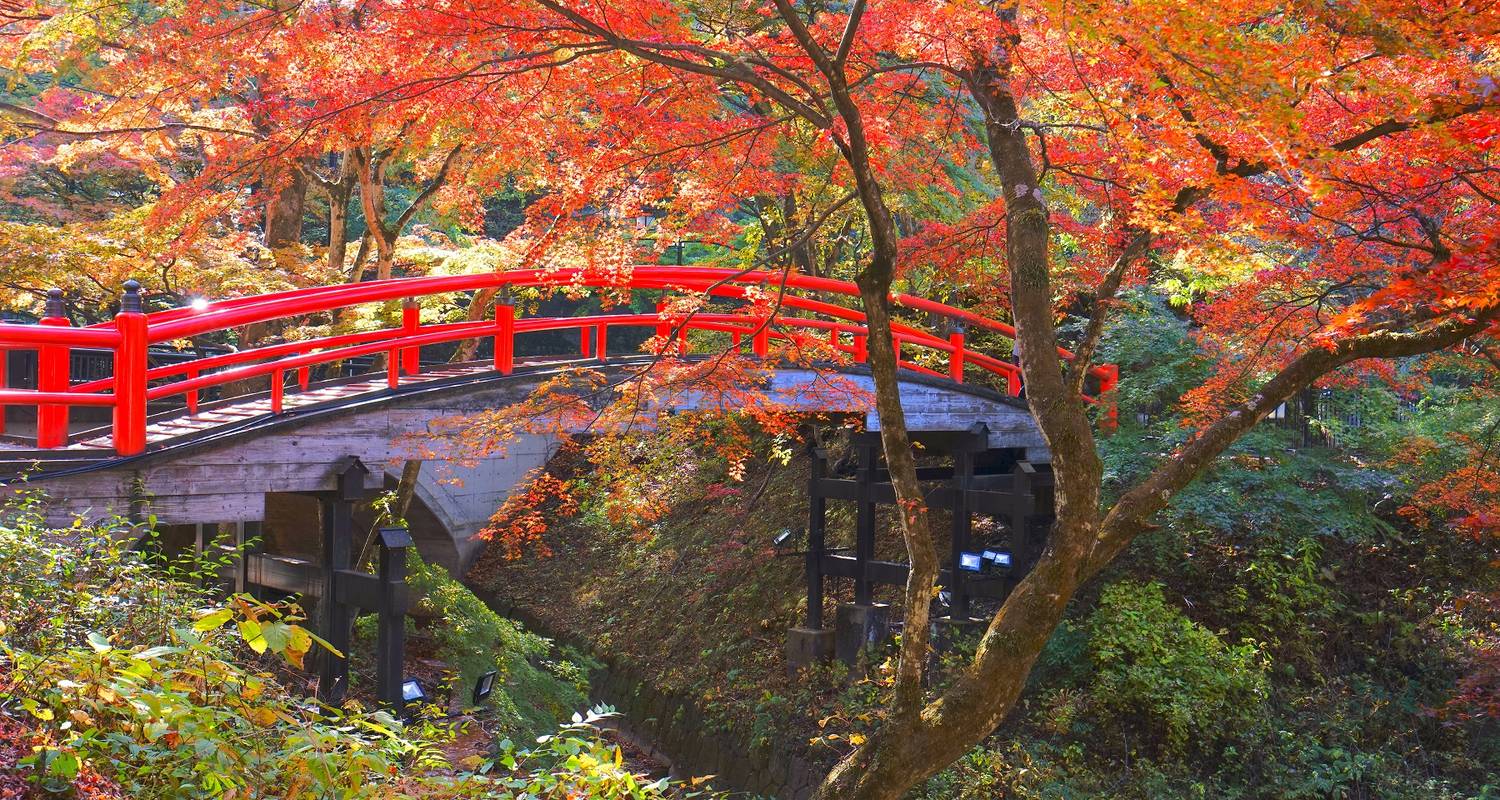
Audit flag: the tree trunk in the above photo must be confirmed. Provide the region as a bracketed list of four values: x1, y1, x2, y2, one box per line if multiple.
[265, 166, 307, 249]
[815, 34, 1107, 799]
[327, 179, 353, 275]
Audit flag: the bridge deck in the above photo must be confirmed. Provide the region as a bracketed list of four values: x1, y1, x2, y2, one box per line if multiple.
[0, 362, 525, 456]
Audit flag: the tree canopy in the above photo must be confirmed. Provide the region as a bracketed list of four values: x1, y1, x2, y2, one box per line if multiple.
[1, 1, 1496, 797]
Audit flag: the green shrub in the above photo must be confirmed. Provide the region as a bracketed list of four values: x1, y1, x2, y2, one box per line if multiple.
[398, 554, 593, 739]
[0, 494, 695, 799]
[1085, 580, 1269, 755]
[0, 497, 435, 798]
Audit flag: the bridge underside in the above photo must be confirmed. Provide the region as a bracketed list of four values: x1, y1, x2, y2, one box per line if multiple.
[1, 359, 1045, 574]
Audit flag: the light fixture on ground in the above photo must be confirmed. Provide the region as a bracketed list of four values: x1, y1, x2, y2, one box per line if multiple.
[472, 670, 498, 705]
[981, 549, 1012, 569]
[958, 551, 984, 572]
[401, 679, 427, 705]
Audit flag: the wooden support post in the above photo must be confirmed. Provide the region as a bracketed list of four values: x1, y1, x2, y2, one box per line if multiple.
[316, 457, 370, 707]
[234, 521, 264, 597]
[374, 527, 413, 711]
[194, 522, 210, 562]
[1010, 462, 1038, 574]
[854, 442, 878, 605]
[401, 299, 420, 375]
[806, 446, 828, 629]
[317, 495, 354, 705]
[949, 449, 973, 619]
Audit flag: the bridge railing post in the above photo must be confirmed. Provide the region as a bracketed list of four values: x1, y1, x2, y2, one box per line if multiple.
[853, 332, 867, 363]
[400, 299, 420, 375]
[656, 298, 688, 356]
[752, 319, 769, 358]
[1098, 364, 1119, 433]
[0, 341, 7, 436]
[494, 289, 515, 375]
[36, 289, 72, 448]
[948, 325, 966, 384]
[112, 281, 149, 457]
[185, 366, 199, 415]
[596, 323, 608, 362]
[655, 299, 670, 354]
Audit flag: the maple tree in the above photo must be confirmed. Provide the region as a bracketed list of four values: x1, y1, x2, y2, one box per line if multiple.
[2, 0, 1497, 797]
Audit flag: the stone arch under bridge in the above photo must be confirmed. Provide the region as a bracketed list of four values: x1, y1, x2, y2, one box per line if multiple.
[1, 359, 1046, 573]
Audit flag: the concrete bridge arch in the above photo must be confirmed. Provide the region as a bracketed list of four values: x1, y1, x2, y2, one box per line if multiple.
[2, 360, 1045, 574]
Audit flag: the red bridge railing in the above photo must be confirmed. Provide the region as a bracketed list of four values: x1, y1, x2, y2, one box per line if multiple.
[0, 268, 1118, 456]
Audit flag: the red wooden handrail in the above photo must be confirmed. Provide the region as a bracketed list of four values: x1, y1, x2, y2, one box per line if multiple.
[0, 269, 1118, 455]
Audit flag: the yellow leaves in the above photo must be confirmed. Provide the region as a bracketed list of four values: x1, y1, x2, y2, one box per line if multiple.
[246, 706, 281, 726]
[194, 608, 234, 632]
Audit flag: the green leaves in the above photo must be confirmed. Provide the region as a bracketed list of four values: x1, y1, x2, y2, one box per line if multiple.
[193, 607, 233, 632]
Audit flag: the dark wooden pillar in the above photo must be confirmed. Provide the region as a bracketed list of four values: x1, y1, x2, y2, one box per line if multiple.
[375, 528, 413, 710]
[317, 495, 353, 705]
[316, 457, 371, 706]
[234, 520, 264, 598]
[949, 448, 974, 619]
[1011, 461, 1040, 573]
[853, 442, 878, 605]
[806, 446, 828, 629]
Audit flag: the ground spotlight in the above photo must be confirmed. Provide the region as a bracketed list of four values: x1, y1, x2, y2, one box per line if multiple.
[472, 670, 498, 705]
[981, 549, 1012, 568]
[401, 679, 427, 704]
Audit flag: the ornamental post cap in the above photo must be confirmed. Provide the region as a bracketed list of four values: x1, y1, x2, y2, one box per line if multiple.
[121, 280, 143, 314]
[44, 288, 65, 318]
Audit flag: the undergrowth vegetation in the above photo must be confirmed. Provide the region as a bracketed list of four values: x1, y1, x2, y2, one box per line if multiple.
[0, 491, 697, 799]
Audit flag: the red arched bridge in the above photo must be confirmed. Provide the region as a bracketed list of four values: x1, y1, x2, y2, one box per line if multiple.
[0, 267, 1116, 458]
[0, 268, 1115, 571]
